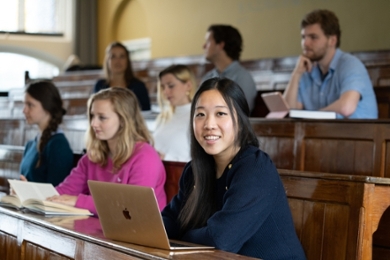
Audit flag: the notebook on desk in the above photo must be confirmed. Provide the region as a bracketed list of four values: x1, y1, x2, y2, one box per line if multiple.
[261, 91, 290, 118]
[88, 180, 214, 251]
[261, 91, 337, 119]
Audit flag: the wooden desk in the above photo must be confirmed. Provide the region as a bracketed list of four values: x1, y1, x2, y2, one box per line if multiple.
[161, 161, 390, 259]
[279, 170, 390, 260]
[250, 118, 390, 177]
[0, 207, 257, 260]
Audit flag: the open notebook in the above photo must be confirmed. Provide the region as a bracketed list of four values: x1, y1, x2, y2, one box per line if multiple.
[88, 180, 214, 251]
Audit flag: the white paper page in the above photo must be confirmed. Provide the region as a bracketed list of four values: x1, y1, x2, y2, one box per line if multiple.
[8, 180, 59, 203]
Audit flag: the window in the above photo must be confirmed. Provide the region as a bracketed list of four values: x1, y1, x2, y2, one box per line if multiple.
[0, 53, 59, 91]
[0, 0, 64, 35]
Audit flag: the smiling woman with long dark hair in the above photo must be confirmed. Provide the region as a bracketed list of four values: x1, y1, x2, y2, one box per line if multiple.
[162, 78, 306, 259]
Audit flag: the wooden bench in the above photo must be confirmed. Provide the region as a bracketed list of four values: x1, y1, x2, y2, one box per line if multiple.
[280, 169, 390, 260]
[0, 145, 24, 193]
[2, 117, 390, 178]
[2, 117, 390, 179]
[0, 207, 251, 260]
[2, 167, 390, 260]
[0, 49, 389, 119]
[160, 160, 390, 259]
[250, 118, 390, 177]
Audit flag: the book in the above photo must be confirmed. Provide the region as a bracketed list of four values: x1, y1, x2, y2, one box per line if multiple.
[0, 180, 92, 216]
[289, 109, 337, 119]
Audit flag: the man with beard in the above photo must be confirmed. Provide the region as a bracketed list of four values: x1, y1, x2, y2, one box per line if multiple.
[283, 9, 377, 119]
[202, 25, 257, 112]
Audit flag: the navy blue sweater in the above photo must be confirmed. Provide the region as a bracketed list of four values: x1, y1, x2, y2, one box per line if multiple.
[94, 78, 151, 111]
[20, 133, 74, 186]
[162, 145, 306, 259]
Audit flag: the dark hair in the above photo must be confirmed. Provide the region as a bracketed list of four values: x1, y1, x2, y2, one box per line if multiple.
[25, 80, 66, 166]
[103, 41, 136, 85]
[301, 9, 341, 48]
[178, 77, 259, 233]
[208, 25, 243, 60]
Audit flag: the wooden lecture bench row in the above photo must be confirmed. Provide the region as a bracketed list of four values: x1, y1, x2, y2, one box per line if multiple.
[0, 116, 389, 177]
[3, 84, 390, 119]
[0, 115, 390, 258]
[0, 208, 256, 260]
[3, 57, 390, 120]
[7, 50, 390, 97]
[1, 146, 390, 259]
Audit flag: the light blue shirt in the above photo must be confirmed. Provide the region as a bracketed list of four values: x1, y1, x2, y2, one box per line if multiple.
[202, 61, 257, 112]
[298, 49, 378, 119]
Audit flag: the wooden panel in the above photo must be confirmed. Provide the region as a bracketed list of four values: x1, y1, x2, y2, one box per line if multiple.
[302, 138, 374, 175]
[22, 242, 72, 260]
[0, 145, 24, 193]
[299, 201, 325, 260]
[21, 222, 77, 259]
[52, 70, 103, 82]
[321, 203, 349, 259]
[280, 171, 368, 260]
[63, 98, 88, 116]
[249, 119, 390, 178]
[163, 161, 186, 203]
[258, 136, 295, 169]
[82, 243, 139, 260]
[0, 231, 19, 260]
[0, 119, 24, 146]
[384, 141, 390, 178]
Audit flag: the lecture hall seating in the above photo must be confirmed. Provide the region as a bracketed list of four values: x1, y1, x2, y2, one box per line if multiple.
[2, 49, 390, 259]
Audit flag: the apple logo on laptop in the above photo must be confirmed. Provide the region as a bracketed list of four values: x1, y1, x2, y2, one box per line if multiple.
[123, 208, 131, 220]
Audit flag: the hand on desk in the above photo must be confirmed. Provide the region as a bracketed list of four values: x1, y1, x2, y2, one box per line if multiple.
[47, 195, 77, 207]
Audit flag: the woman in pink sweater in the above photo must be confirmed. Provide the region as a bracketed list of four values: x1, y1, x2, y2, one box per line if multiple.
[49, 87, 166, 215]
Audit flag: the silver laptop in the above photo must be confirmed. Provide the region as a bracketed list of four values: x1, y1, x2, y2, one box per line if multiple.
[88, 180, 214, 251]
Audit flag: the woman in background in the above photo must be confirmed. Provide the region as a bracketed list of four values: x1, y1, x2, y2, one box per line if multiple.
[49, 88, 166, 215]
[20, 80, 73, 186]
[94, 41, 151, 111]
[153, 65, 197, 162]
[162, 78, 306, 259]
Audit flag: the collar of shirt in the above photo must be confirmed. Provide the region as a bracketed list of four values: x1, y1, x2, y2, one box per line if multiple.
[309, 49, 343, 86]
[214, 60, 240, 76]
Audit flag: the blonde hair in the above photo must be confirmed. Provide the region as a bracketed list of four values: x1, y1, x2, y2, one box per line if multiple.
[86, 87, 152, 172]
[156, 65, 197, 126]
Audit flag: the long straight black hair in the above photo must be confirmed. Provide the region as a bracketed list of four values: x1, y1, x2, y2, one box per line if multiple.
[178, 77, 259, 233]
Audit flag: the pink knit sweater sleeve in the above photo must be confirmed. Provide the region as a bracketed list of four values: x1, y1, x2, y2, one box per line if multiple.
[56, 155, 98, 214]
[56, 143, 167, 215]
[121, 143, 167, 210]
